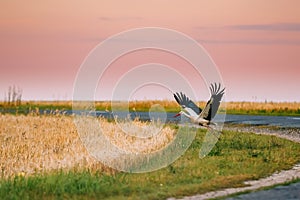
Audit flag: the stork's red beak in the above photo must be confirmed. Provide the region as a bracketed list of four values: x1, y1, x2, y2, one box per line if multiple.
[173, 113, 181, 118]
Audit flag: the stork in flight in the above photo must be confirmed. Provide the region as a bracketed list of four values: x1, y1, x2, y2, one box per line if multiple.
[173, 83, 225, 127]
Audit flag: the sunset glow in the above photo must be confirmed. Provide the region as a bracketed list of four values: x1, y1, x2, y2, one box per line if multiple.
[1, 0, 300, 101]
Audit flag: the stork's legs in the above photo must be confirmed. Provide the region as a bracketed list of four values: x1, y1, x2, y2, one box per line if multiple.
[205, 123, 222, 139]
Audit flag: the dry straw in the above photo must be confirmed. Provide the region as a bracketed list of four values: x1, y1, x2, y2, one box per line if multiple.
[0, 114, 175, 179]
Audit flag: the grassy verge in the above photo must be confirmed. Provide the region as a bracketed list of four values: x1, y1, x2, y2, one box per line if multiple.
[1, 100, 300, 116]
[1, 127, 300, 199]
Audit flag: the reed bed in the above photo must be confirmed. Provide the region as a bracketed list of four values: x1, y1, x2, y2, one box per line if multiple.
[226, 101, 300, 115]
[98, 100, 215, 113]
[226, 101, 300, 111]
[95, 100, 300, 115]
[0, 114, 175, 179]
[1, 100, 299, 115]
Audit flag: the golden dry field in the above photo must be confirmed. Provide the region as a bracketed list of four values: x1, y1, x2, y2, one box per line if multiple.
[226, 101, 300, 114]
[22, 100, 300, 109]
[0, 114, 175, 179]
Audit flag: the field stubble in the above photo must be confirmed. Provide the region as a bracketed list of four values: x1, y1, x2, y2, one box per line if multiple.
[0, 114, 175, 178]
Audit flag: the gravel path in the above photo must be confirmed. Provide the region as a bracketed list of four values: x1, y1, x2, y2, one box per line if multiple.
[225, 181, 300, 200]
[168, 125, 300, 200]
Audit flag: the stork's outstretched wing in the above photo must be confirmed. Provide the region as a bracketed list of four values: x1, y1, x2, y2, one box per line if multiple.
[199, 83, 225, 120]
[173, 92, 202, 114]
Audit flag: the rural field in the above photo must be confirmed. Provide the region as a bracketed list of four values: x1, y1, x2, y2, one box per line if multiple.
[1, 100, 300, 116]
[2, 0, 300, 199]
[1, 107, 300, 199]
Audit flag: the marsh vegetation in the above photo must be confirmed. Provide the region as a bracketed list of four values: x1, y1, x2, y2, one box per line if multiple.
[1, 100, 299, 116]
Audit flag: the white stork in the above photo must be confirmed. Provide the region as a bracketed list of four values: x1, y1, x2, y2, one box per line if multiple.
[173, 83, 225, 127]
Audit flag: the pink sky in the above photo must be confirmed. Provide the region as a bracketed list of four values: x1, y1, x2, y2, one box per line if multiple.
[1, 0, 300, 102]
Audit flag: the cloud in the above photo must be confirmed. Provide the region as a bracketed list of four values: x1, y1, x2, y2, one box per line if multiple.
[194, 23, 300, 45]
[226, 23, 300, 32]
[196, 38, 300, 45]
[84, 36, 300, 46]
[98, 16, 143, 21]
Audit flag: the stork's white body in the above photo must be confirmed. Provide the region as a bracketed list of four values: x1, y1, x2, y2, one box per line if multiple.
[179, 107, 210, 126]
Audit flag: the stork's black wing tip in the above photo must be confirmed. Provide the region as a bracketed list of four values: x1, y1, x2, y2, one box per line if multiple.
[173, 92, 181, 104]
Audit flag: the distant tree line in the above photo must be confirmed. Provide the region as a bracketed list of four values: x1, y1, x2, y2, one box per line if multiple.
[4, 85, 22, 106]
